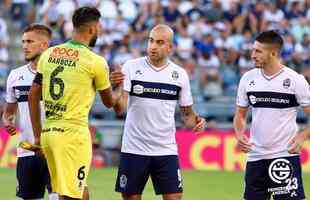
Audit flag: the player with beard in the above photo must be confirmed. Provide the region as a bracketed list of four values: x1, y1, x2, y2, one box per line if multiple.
[28, 7, 123, 200]
[3, 24, 59, 200]
[234, 30, 310, 200]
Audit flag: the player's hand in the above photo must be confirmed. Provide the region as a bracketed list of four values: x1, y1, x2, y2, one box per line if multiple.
[3, 115, 17, 136]
[19, 140, 45, 157]
[192, 116, 206, 133]
[110, 69, 124, 88]
[236, 133, 252, 153]
[288, 133, 307, 154]
[19, 140, 41, 152]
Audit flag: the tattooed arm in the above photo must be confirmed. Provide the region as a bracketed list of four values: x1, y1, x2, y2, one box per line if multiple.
[180, 105, 206, 132]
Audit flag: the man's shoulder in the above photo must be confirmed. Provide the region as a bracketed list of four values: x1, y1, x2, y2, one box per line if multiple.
[241, 68, 260, 78]
[168, 60, 188, 77]
[282, 66, 300, 77]
[9, 64, 29, 76]
[124, 57, 146, 66]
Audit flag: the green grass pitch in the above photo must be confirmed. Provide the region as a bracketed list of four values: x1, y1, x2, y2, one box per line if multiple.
[0, 168, 309, 200]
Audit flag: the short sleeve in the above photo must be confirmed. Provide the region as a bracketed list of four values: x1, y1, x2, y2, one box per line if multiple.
[179, 70, 193, 106]
[94, 58, 111, 91]
[5, 71, 17, 103]
[122, 61, 131, 92]
[295, 75, 310, 107]
[236, 75, 249, 107]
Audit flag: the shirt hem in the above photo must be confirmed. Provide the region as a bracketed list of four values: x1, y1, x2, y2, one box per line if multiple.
[121, 149, 178, 156]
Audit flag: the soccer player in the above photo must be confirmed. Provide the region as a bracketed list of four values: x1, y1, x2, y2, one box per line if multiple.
[112, 24, 206, 200]
[2, 24, 58, 200]
[234, 30, 310, 200]
[28, 7, 123, 200]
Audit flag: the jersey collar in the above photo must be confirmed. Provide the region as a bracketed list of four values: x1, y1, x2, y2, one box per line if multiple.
[145, 57, 170, 72]
[260, 67, 285, 81]
[27, 63, 36, 75]
[67, 40, 90, 49]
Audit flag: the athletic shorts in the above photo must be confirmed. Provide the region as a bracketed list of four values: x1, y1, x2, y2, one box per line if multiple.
[244, 156, 305, 200]
[41, 125, 92, 199]
[16, 155, 51, 199]
[115, 152, 183, 195]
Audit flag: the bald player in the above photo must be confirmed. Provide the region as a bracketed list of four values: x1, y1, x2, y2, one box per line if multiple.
[3, 24, 58, 200]
[112, 24, 206, 200]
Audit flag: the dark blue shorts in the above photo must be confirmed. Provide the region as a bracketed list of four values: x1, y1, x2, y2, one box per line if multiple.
[115, 153, 183, 195]
[16, 155, 52, 199]
[244, 156, 305, 200]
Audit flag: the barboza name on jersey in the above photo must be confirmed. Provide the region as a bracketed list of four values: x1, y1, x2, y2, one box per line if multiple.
[48, 56, 76, 67]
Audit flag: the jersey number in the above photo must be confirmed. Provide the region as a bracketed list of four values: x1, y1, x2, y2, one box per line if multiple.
[50, 66, 64, 100]
[77, 166, 86, 180]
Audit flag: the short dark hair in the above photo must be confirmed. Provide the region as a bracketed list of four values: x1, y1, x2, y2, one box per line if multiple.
[255, 30, 284, 50]
[23, 24, 52, 39]
[72, 7, 101, 29]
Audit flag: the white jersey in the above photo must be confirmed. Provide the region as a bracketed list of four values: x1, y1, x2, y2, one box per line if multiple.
[5, 64, 44, 157]
[121, 57, 193, 156]
[236, 67, 310, 161]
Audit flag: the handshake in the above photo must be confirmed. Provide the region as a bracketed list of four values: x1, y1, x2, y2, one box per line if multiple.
[19, 141, 41, 152]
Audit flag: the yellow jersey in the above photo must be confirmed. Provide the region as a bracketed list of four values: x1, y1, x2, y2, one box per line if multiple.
[37, 40, 110, 129]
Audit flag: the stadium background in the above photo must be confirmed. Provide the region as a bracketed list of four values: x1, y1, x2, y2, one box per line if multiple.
[0, 0, 309, 199]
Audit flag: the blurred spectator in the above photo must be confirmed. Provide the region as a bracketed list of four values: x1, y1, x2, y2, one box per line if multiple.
[162, 0, 181, 25]
[0, 16, 9, 63]
[286, 1, 305, 20]
[238, 50, 252, 75]
[294, 34, 310, 68]
[201, 69, 223, 101]
[9, 0, 30, 28]
[176, 29, 194, 59]
[262, 1, 285, 30]
[99, 0, 118, 19]
[205, 0, 224, 22]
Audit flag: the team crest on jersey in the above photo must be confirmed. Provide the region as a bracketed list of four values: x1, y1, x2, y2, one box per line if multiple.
[283, 78, 291, 89]
[172, 71, 179, 80]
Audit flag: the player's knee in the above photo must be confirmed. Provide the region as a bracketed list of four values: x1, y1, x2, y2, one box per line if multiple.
[163, 193, 182, 200]
[121, 193, 142, 200]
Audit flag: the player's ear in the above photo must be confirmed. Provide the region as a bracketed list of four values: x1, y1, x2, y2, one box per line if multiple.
[88, 22, 97, 35]
[42, 40, 49, 49]
[272, 49, 279, 58]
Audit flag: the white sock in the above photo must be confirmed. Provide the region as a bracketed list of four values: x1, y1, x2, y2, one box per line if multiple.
[48, 193, 59, 200]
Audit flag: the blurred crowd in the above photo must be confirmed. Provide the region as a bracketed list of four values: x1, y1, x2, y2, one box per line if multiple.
[0, 0, 309, 101]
